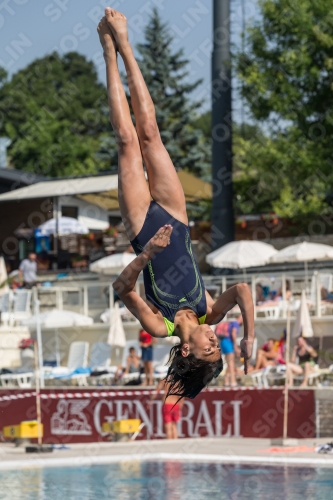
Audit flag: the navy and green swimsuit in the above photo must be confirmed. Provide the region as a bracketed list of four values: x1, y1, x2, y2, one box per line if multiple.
[130, 201, 207, 336]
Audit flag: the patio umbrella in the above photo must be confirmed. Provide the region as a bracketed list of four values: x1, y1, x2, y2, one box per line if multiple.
[206, 240, 277, 269]
[269, 242, 333, 264]
[0, 256, 9, 296]
[292, 290, 314, 338]
[20, 309, 94, 328]
[269, 241, 333, 288]
[38, 217, 89, 236]
[107, 302, 126, 348]
[90, 252, 136, 275]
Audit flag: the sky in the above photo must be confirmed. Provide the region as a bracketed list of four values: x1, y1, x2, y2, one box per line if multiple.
[0, 0, 258, 116]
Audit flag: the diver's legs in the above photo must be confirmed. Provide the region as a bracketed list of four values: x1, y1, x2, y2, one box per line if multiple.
[105, 8, 187, 225]
[98, 16, 150, 240]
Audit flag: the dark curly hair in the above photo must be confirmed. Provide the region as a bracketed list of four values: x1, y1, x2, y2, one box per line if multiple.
[164, 343, 223, 400]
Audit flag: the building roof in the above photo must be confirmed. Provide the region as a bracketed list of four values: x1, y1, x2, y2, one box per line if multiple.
[0, 174, 118, 201]
[0, 168, 45, 185]
[78, 171, 212, 210]
[0, 171, 212, 206]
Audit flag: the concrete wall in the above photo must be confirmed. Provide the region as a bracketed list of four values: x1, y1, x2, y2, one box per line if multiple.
[315, 388, 333, 438]
[0, 326, 30, 368]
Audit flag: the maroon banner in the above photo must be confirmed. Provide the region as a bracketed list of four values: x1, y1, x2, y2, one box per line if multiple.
[0, 388, 315, 443]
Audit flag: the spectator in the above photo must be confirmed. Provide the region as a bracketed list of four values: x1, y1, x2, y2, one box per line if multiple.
[276, 279, 292, 301]
[287, 336, 318, 387]
[253, 338, 280, 371]
[139, 329, 156, 386]
[148, 379, 184, 439]
[115, 347, 141, 382]
[255, 283, 265, 304]
[215, 315, 243, 387]
[19, 253, 37, 289]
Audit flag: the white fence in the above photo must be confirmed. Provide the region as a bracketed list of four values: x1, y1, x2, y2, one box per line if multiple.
[1, 270, 332, 326]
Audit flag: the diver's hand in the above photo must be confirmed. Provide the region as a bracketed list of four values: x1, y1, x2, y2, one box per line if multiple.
[240, 338, 253, 375]
[143, 225, 173, 259]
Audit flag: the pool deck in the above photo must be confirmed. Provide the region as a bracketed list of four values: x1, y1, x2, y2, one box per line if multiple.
[0, 437, 333, 469]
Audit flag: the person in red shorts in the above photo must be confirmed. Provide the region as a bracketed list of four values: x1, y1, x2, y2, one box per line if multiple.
[148, 379, 184, 439]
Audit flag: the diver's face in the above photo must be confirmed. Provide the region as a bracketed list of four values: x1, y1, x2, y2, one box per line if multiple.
[183, 325, 221, 361]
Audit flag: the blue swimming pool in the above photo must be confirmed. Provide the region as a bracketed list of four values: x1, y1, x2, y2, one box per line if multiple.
[0, 462, 332, 500]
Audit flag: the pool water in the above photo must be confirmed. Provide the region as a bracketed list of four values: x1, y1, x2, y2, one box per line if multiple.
[0, 462, 332, 500]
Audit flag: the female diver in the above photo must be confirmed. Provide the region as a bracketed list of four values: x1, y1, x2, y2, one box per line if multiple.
[97, 8, 254, 399]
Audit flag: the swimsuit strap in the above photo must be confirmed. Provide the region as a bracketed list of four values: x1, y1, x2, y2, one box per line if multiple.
[165, 314, 207, 337]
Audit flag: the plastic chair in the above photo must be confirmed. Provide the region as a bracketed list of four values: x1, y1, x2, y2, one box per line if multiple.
[71, 342, 112, 387]
[0, 292, 10, 326]
[1, 290, 32, 326]
[44, 341, 89, 384]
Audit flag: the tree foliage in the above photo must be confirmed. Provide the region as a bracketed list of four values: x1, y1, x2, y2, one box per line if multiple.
[0, 52, 110, 177]
[99, 8, 211, 179]
[235, 0, 333, 218]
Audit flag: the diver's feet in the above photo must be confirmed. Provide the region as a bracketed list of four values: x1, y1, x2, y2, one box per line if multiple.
[97, 16, 116, 60]
[104, 7, 130, 55]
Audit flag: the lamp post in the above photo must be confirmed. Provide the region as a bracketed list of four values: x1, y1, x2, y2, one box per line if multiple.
[211, 0, 234, 252]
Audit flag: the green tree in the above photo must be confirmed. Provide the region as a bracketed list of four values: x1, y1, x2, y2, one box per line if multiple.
[98, 8, 211, 179]
[236, 0, 333, 218]
[0, 52, 110, 177]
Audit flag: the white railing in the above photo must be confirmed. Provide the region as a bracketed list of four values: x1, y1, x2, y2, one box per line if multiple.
[1, 269, 332, 326]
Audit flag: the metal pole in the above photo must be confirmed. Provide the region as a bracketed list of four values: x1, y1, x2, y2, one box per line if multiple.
[109, 283, 114, 314]
[34, 341, 42, 447]
[211, 0, 234, 251]
[35, 299, 44, 388]
[251, 275, 257, 319]
[281, 273, 287, 319]
[315, 271, 321, 318]
[83, 285, 89, 317]
[53, 197, 58, 254]
[283, 303, 291, 440]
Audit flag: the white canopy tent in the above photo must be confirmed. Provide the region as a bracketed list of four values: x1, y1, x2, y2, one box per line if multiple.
[90, 252, 136, 275]
[206, 240, 277, 269]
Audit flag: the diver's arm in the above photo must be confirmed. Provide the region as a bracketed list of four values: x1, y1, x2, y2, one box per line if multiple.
[114, 224, 173, 298]
[113, 225, 173, 338]
[206, 284, 254, 372]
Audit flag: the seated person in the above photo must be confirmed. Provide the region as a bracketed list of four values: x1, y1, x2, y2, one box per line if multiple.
[255, 283, 265, 305]
[115, 347, 141, 381]
[252, 338, 279, 371]
[256, 280, 292, 310]
[320, 286, 333, 302]
[276, 279, 292, 301]
[287, 336, 318, 387]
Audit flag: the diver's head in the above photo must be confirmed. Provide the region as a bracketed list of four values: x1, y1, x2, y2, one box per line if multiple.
[165, 324, 223, 400]
[180, 323, 221, 362]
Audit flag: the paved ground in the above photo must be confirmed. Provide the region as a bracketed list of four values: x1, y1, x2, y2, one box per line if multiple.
[0, 437, 333, 469]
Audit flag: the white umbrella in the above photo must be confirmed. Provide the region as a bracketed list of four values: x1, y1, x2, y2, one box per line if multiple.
[0, 256, 9, 296]
[21, 309, 93, 328]
[38, 217, 89, 236]
[206, 240, 277, 269]
[269, 241, 333, 289]
[269, 242, 333, 264]
[292, 290, 314, 338]
[90, 252, 136, 275]
[107, 302, 126, 348]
